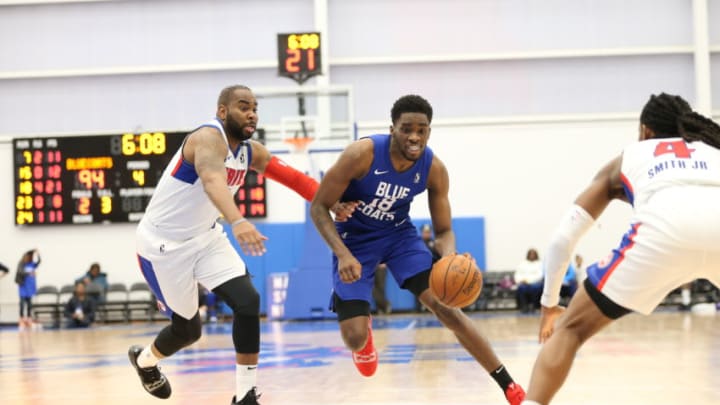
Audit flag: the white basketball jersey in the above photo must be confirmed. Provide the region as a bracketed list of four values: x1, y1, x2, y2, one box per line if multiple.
[141, 118, 251, 240]
[621, 138, 720, 211]
[587, 138, 720, 315]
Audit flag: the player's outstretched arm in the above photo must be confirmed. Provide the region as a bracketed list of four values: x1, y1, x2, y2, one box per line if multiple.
[426, 155, 456, 257]
[539, 154, 626, 342]
[248, 140, 318, 201]
[247, 140, 357, 221]
[188, 128, 267, 256]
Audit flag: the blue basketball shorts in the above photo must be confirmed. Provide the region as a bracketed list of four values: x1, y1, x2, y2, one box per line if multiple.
[331, 225, 433, 303]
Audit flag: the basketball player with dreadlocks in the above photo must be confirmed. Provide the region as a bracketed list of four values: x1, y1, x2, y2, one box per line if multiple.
[521, 93, 720, 405]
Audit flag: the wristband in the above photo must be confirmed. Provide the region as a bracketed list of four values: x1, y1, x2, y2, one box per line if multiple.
[231, 218, 248, 227]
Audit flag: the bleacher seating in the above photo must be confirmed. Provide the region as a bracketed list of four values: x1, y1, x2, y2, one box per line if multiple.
[58, 284, 75, 304]
[660, 279, 719, 307]
[24, 277, 720, 326]
[32, 285, 61, 327]
[85, 282, 104, 302]
[473, 274, 720, 312]
[98, 283, 129, 322]
[476, 271, 517, 311]
[26, 281, 162, 326]
[126, 282, 157, 321]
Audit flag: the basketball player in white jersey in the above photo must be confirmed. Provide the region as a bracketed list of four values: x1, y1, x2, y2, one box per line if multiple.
[521, 93, 720, 405]
[127, 85, 353, 405]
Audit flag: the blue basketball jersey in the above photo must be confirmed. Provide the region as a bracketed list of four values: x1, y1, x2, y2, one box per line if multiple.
[330, 135, 435, 304]
[336, 134, 434, 235]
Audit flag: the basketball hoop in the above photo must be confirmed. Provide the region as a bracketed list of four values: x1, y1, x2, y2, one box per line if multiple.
[284, 137, 314, 153]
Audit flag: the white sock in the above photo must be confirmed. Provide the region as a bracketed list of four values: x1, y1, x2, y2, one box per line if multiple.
[137, 345, 160, 368]
[236, 364, 258, 399]
[521, 401, 542, 405]
[681, 288, 691, 306]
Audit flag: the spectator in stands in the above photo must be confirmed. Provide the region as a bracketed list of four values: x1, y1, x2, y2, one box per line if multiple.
[16, 249, 41, 330]
[559, 262, 578, 303]
[64, 281, 97, 328]
[573, 254, 586, 282]
[514, 248, 543, 313]
[77, 262, 108, 302]
[372, 263, 391, 314]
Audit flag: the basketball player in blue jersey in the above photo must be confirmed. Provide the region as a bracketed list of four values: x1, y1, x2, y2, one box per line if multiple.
[128, 85, 353, 405]
[310, 95, 526, 405]
[521, 94, 720, 405]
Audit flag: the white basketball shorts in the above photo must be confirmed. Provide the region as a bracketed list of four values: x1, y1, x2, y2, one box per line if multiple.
[136, 222, 246, 319]
[586, 186, 720, 315]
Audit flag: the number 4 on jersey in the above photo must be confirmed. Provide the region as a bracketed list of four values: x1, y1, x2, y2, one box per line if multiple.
[653, 140, 695, 158]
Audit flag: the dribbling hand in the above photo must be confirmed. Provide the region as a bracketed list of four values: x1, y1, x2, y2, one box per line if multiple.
[232, 220, 268, 256]
[337, 254, 362, 283]
[331, 201, 360, 222]
[459, 252, 478, 267]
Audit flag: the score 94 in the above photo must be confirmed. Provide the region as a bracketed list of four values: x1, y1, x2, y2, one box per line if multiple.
[76, 169, 105, 189]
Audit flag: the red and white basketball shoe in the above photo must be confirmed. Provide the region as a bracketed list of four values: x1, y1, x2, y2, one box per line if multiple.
[351, 318, 378, 377]
[504, 382, 526, 405]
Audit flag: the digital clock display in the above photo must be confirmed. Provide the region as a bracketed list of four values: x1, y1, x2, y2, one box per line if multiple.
[13, 132, 267, 225]
[277, 32, 322, 83]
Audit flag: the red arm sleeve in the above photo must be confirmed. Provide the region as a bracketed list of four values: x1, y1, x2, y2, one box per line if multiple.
[263, 156, 318, 202]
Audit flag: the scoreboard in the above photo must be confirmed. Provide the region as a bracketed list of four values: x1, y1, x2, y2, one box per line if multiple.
[12, 132, 267, 225]
[277, 32, 322, 84]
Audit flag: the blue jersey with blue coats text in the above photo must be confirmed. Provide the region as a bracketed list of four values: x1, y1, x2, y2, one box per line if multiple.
[336, 134, 434, 235]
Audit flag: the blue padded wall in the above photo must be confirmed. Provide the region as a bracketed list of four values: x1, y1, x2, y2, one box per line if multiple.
[223, 215, 485, 318]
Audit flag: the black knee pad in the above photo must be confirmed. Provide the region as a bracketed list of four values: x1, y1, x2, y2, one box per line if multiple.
[402, 269, 431, 297]
[212, 275, 261, 354]
[212, 275, 260, 316]
[332, 293, 370, 322]
[232, 314, 260, 354]
[154, 312, 203, 356]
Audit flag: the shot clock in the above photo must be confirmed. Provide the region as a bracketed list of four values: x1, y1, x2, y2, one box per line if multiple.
[277, 32, 322, 84]
[13, 132, 267, 225]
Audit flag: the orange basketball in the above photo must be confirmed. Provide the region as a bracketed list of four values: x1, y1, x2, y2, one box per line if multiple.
[429, 254, 483, 308]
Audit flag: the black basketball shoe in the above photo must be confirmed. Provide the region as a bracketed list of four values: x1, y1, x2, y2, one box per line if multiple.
[231, 387, 261, 404]
[128, 345, 172, 399]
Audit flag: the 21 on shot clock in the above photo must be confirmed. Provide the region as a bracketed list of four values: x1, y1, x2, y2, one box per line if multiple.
[13, 132, 267, 225]
[277, 32, 322, 84]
